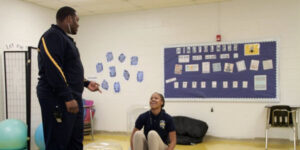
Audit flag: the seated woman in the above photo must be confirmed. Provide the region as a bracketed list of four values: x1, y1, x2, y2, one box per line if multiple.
[130, 92, 176, 150]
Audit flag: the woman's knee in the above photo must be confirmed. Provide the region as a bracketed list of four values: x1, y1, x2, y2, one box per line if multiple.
[147, 130, 159, 140]
[134, 131, 145, 140]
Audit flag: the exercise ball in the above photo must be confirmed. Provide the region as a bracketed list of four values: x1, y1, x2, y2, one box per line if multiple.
[0, 119, 27, 150]
[83, 99, 87, 119]
[34, 123, 45, 150]
[84, 107, 87, 119]
[84, 141, 123, 150]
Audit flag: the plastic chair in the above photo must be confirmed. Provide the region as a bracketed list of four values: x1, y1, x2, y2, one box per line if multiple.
[83, 99, 95, 140]
[265, 105, 297, 150]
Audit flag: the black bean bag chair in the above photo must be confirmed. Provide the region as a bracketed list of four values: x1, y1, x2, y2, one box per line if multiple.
[173, 116, 208, 145]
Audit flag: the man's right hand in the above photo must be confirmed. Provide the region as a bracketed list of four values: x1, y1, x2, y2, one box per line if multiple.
[65, 99, 79, 114]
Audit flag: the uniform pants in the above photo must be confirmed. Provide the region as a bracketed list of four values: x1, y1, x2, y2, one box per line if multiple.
[37, 88, 83, 150]
[133, 130, 168, 150]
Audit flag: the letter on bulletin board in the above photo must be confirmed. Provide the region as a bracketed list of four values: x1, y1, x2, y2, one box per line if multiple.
[164, 40, 278, 101]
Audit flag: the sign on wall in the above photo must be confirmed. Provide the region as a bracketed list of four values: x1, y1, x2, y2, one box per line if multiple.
[164, 40, 278, 101]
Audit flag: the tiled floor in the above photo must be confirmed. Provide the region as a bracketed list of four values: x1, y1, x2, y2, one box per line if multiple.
[83, 133, 299, 150]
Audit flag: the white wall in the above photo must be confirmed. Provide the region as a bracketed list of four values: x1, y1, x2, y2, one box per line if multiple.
[76, 0, 300, 138]
[78, 0, 300, 140]
[0, 0, 55, 125]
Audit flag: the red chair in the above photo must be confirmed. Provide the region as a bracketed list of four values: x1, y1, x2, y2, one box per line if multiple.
[83, 99, 95, 140]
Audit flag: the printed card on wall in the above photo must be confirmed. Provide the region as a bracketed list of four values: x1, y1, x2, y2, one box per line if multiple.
[131, 56, 138, 65]
[119, 53, 126, 63]
[106, 52, 113, 62]
[164, 40, 278, 100]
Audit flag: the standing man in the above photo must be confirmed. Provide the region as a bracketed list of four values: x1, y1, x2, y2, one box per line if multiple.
[37, 6, 101, 150]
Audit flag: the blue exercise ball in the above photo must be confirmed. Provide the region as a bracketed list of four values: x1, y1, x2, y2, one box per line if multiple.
[35, 124, 45, 150]
[83, 99, 87, 119]
[83, 107, 87, 120]
[0, 119, 27, 150]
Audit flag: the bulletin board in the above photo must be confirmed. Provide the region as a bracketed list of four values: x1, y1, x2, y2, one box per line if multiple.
[164, 40, 278, 101]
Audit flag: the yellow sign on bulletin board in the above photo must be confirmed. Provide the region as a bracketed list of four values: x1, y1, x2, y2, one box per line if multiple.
[244, 43, 260, 56]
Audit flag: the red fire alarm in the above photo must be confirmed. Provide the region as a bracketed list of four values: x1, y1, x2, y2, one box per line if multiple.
[216, 34, 221, 42]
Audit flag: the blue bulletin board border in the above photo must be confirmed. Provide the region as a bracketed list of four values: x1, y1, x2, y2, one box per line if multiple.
[163, 39, 279, 102]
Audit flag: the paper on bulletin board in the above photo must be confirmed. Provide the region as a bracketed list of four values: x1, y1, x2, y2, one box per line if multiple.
[185, 64, 199, 72]
[263, 59, 273, 70]
[224, 63, 234, 73]
[202, 62, 210, 73]
[254, 75, 267, 91]
[236, 60, 246, 72]
[212, 63, 221, 72]
[174, 64, 183, 74]
[250, 60, 259, 71]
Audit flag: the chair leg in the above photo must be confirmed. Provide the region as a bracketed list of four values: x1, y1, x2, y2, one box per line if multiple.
[294, 127, 297, 150]
[292, 110, 297, 150]
[90, 108, 94, 140]
[265, 128, 268, 150]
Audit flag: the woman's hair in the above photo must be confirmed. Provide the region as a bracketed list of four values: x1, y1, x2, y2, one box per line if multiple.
[155, 92, 165, 108]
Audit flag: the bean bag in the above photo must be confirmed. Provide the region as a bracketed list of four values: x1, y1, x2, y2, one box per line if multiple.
[173, 116, 208, 145]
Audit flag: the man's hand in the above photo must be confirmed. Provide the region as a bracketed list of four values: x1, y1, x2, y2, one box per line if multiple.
[88, 81, 102, 93]
[65, 99, 79, 114]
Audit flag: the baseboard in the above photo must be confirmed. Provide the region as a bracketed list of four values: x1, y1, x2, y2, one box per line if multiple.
[92, 130, 300, 143]
[93, 130, 131, 135]
[204, 135, 300, 143]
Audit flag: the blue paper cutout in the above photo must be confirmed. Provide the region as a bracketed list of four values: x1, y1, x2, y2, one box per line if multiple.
[106, 52, 113, 62]
[101, 80, 109, 90]
[137, 71, 144, 82]
[123, 70, 130, 80]
[114, 82, 120, 93]
[96, 63, 103, 73]
[131, 56, 138, 65]
[119, 53, 126, 63]
[109, 66, 116, 77]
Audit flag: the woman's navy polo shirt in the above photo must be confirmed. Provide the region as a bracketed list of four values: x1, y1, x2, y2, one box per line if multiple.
[135, 109, 175, 144]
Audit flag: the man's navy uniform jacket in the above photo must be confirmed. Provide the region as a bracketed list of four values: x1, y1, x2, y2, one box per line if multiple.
[37, 24, 89, 100]
[37, 24, 89, 150]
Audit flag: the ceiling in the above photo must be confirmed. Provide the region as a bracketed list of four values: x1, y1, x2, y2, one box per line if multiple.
[22, 0, 228, 16]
